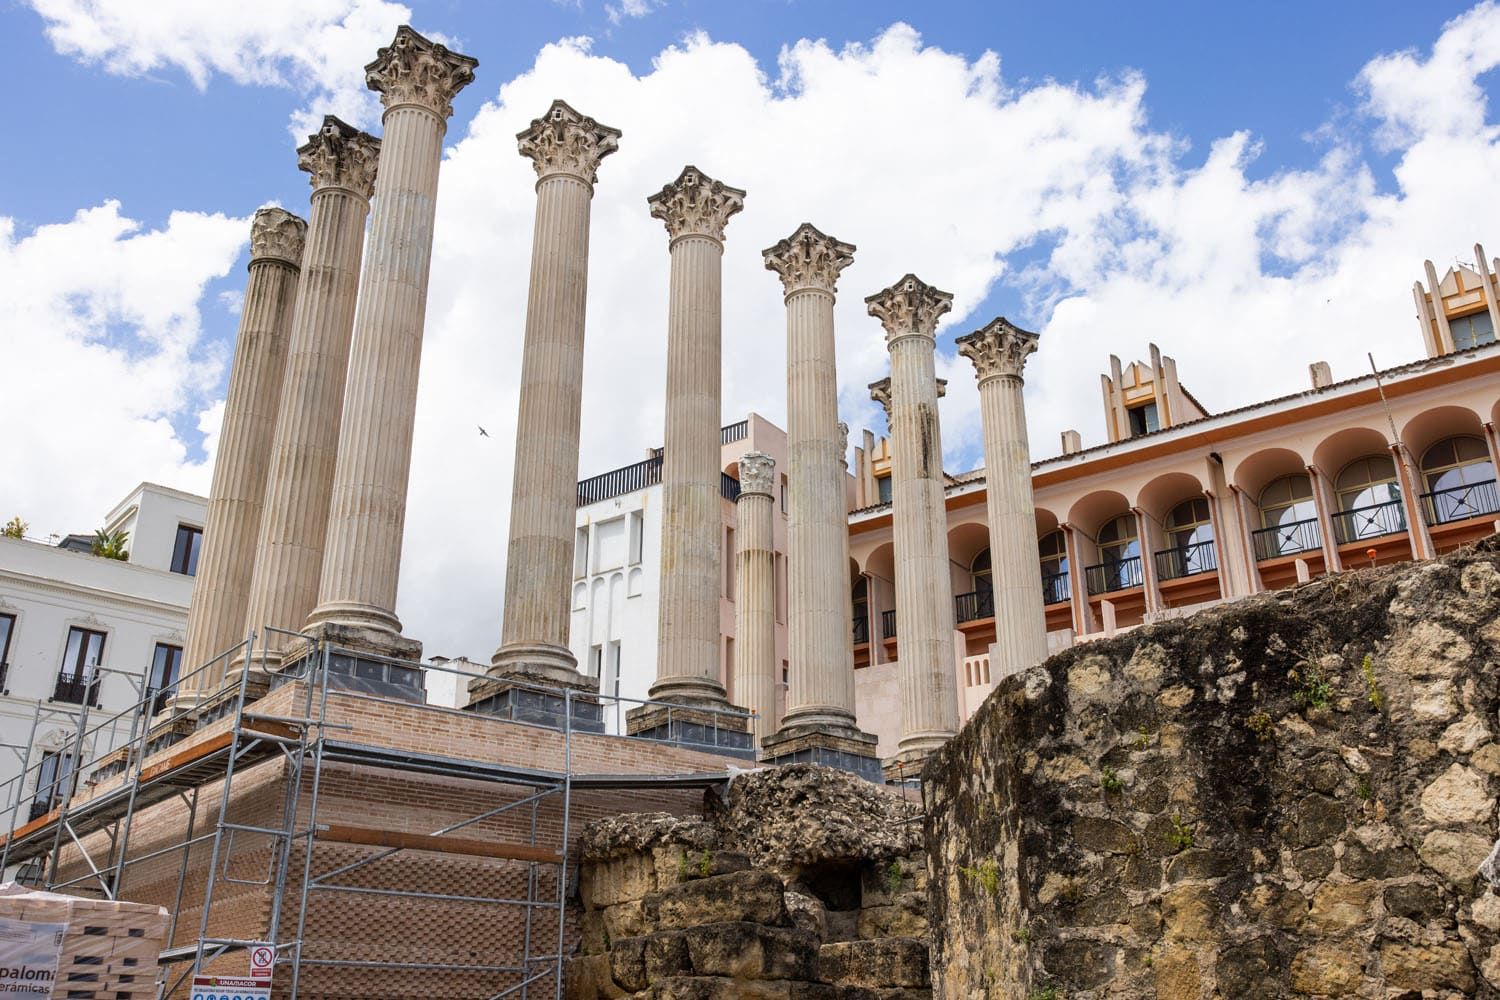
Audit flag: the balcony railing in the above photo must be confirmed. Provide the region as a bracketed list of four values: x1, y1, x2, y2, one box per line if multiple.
[881, 609, 897, 639]
[1331, 499, 1406, 544]
[1153, 540, 1218, 582]
[1084, 556, 1143, 596]
[852, 614, 869, 644]
[53, 672, 100, 706]
[954, 589, 995, 623]
[1252, 518, 1321, 561]
[576, 456, 663, 507]
[720, 473, 741, 503]
[1421, 479, 1500, 526]
[1041, 571, 1070, 606]
[721, 420, 749, 445]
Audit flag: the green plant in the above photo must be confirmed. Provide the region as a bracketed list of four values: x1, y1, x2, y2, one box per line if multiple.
[90, 528, 129, 561]
[1356, 776, 1373, 801]
[1, 517, 25, 540]
[1246, 710, 1274, 742]
[1135, 726, 1151, 750]
[1100, 766, 1124, 794]
[697, 849, 712, 877]
[1027, 986, 1060, 1000]
[884, 860, 904, 896]
[1010, 925, 1032, 944]
[1360, 655, 1384, 711]
[1292, 662, 1331, 710]
[1167, 814, 1195, 852]
[959, 859, 1000, 896]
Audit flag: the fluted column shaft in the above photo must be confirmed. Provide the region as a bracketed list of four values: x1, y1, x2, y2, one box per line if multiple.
[179, 209, 304, 696]
[735, 461, 777, 743]
[243, 191, 373, 666]
[309, 103, 448, 636]
[887, 335, 960, 752]
[978, 371, 1048, 676]
[784, 286, 857, 728]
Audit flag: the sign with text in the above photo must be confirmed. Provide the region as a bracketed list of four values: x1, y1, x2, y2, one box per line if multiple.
[190, 975, 271, 1000]
[0, 915, 64, 998]
[249, 945, 275, 978]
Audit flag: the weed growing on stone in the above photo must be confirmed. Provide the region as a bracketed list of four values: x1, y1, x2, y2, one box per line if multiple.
[1135, 726, 1151, 750]
[1168, 814, 1195, 852]
[1011, 925, 1032, 944]
[697, 850, 712, 877]
[1027, 986, 1060, 1000]
[1292, 663, 1332, 710]
[959, 859, 1000, 896]
[1360, 654, 1384, 711]
[1100, 766, 1124, 794]
[1356, 776, 1373, 800]
[884, 860, 904, 896]
[1246, 710, 1274, 741]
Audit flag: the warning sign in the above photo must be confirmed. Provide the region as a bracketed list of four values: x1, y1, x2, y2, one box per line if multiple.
[191, 975, 271, 1000]
[249, 945, 275, 977]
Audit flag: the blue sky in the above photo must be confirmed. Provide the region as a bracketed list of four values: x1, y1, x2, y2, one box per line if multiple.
[5, 0, 1500, 658]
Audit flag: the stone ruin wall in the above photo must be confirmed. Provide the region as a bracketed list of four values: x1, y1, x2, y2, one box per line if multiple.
[926, 536, 1500, 998]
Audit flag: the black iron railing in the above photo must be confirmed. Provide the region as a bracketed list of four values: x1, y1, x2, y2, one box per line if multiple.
[881, 609, 897, 639]
[1421, 479, 1500, 526]
[1252, 517, 1321, 561]
[1041, 571, 1070, 606]
[852, 614, 869, 644]
[954, 589, 995, 623]
[720, 473, 741, 502]
[721, 420, 749, 444]
[1153, 540, 1218, 581]
[576, 456, 663, 507]
[1332, 499, 1406, 544]
[1084, 556, 1143, 596]
[52, 672, 100, 706]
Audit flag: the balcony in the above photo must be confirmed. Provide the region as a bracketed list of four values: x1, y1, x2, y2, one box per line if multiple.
[576, 456, 663, 507]
[721, 420, 749, 445]
[852, 614, 869, 644]
[1331, 499, 1406, 544]
[1252, 518, 1321, 561]
[1153, 540, 1218, 582]
[53, 672, 100, 706]
[881, 609, 897, 639]
[1084, 556, 1143, 596]
[1422, 479, 1500, 526]
[954, 589, 995, 624]
[720, 473, 742, 502]
[1041, 571, 1070, 606]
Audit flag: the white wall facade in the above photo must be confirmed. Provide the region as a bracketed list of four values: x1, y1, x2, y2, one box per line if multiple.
[0, 483, 204, 824]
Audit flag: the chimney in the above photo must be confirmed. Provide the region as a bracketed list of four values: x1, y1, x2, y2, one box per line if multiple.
[1060, 429, 1082, 455]
[1308, 361, 1333, 389]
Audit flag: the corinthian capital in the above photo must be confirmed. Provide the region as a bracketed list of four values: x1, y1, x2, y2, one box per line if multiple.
[738, 451, 776, 497]
[868, 378, 892, 422]
[956, 316, 1040, 383]
[762, 223, 856, 297]
[249, 207, 307, 266]
[648, 166, 745, 244]
[365, 25, 477, 120]
[297, 116, 381, 198]
[865, 274, 953, 344]
[518, 99, 622, 186]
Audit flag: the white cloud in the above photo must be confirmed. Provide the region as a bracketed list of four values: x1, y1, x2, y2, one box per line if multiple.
[16, 8, 1500, 669]
[27, 0, 413, 137]
[0, 202, 247, 535]
[605, 0, 663, 25]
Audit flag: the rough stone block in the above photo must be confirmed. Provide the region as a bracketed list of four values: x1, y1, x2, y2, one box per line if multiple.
[684, 922, 819, 981]
[855, 892, 927, 939]
[646, 870, 790, 929]
[819, 938, 930, 988]
[608, 931, 690, 992]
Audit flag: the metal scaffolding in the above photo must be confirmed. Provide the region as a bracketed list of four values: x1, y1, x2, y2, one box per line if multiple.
[0, 627, 742, 999]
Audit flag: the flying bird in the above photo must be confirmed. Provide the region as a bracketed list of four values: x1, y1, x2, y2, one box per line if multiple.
[478, 425, 489, 437]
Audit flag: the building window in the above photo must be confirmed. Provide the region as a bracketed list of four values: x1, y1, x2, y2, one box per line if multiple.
[1253, 474, 1320, 560]
[1127, 401, 1160, 437]
[1332, 455, 1404, 542]
[780, 483, 787, 514]
[574, 527, 589, 579]
[31, 750, 74, 820]
[56, 626, 105, 705]
[148, 643, 183, 714]
[588, 644, 603, 680]
[1420, 436, 1498, 524]
[1038, 531, 1069, 605]
[1085, 514, 1142, 595]
[170, 524, 203, 576]
[628, 513, 644, 565]
[724, 527, 735, 599]
[971, 550, 993, 594]
[0, 612, 14, 689]
[876, 475, 893, 504]
[1158, 498, 1217, 579]
[1449, 310, 1496, 350]
[852, 577, 869, 644]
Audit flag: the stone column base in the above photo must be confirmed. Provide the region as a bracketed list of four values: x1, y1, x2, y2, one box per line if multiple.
[278, 622, 426, 703]
[624, 703, 755, 760]
[759, 722, 883, 782]
[465, 671, 604, 733]
[881, 746, 940, 785]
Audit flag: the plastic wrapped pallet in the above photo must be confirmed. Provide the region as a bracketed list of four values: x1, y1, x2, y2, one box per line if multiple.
[0, 883, 168, 999]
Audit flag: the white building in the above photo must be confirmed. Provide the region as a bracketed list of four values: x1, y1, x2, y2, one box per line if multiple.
[0, 482, 205, 824]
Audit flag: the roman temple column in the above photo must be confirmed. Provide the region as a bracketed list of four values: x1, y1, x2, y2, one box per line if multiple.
[866, 273, 962, 763]
[306, 27, 477, 658]
[488, 101, 621, 692]
[735, 452, 778, 745]
[957, 317, 1047, 680]
[759, 224, 880, 779]
[235, 117, 379, 685]
[645, 167, 745, 709]
[177, 208, 305, 702]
